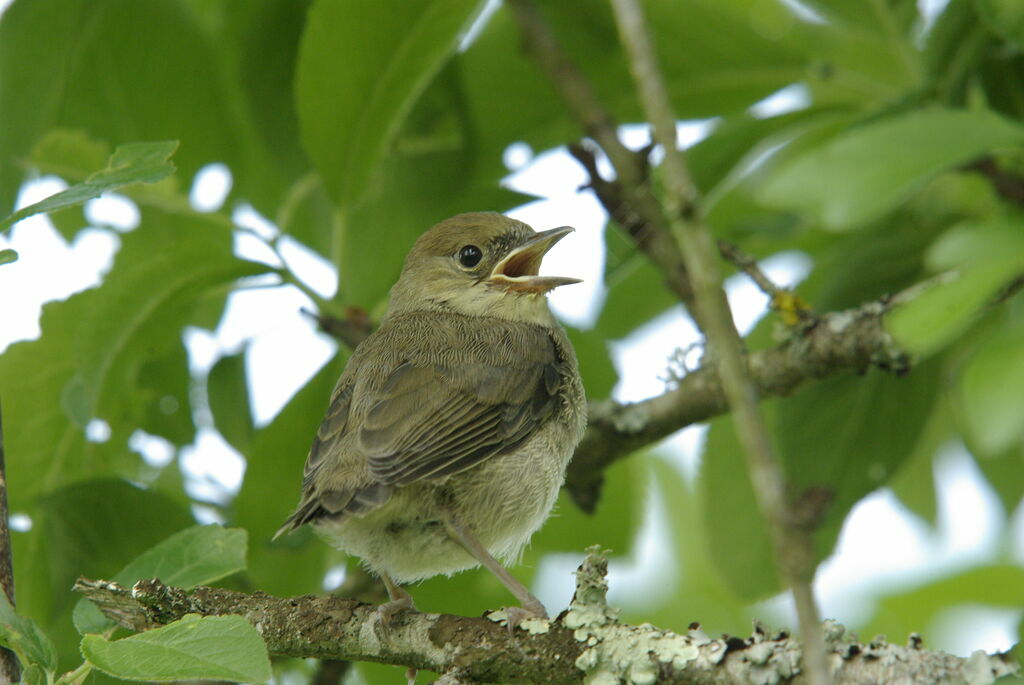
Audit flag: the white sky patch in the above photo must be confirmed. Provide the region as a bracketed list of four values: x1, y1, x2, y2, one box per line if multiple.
[233, 202, 279, 241]
[192, 503, 226, 526]
[180, 427, 246, 501]
[85, 192, 140, 231]
[190, 163, 232, 212]
[610, 306, 700, 403]
[777, 0, 826, 23]
[85, 418, 112, 443]
[502, 141, 534, 171]
[278, 234, 338, 299]
[811, 489, 934, 625]
[182, 326, 220, 376]
[8, 513, 32, 533]
[749, 83, 811, 118]
[233, 230, 282, 268]
[933, 447, 1003, 564]
[129, 430, 176, 468]
[322, 564, 348, 592]
[929, 605, 1022, 656]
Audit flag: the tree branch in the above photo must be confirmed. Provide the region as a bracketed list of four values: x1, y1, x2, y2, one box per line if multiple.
[0, 401, 21, 684]
[73, 548, 1019, 684]
[565, 292, 908, 511]
[607, 2, 829, 683]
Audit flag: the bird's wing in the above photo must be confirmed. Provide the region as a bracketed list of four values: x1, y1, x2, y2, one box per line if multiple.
[276, 380, 376, 533]
[359, 335, 563, 486]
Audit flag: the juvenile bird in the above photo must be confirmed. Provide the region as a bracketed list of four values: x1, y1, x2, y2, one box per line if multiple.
[277, 212, 586, 619]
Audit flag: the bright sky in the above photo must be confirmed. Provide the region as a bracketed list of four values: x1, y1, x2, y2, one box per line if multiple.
[0, 0, 1019, 657]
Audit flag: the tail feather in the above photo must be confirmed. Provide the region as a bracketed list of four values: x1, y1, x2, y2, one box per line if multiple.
[274, 483, 393, 540]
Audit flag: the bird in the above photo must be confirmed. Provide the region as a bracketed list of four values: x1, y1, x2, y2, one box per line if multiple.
[276, 212, 587, 620]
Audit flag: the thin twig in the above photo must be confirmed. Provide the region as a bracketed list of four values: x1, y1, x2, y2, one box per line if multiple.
[506, 0, 698, 313]
[607, 2, 830, 684]
[0, 401, 21, 683]
[718, 240, 814, 325]
[963, 156, 1024, 208]
[300, 306, 373, 350]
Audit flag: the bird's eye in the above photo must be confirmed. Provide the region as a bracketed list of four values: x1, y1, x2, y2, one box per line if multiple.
[458, 244, 483, 268]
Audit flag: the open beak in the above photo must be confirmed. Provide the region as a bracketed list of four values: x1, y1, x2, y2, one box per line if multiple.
[488, 226, 582, 294]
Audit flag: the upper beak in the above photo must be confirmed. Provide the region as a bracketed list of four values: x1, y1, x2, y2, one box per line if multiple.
[488, 226, 582, 294]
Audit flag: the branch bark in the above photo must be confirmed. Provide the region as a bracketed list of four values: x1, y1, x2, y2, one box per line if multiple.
[0, 401, 21, 684]
[73, 548, 1020, 685]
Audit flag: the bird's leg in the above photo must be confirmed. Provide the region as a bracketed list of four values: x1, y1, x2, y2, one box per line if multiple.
[377, 571, 415, 623]
[441, 511, 548, 620]
[375, 573, 419, 683]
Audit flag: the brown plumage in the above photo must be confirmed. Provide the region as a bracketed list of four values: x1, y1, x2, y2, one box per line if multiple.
[277, 212, 586, 617]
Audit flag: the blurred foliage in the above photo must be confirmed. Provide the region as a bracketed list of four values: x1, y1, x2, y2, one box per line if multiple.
[0, 0, 1022, 680]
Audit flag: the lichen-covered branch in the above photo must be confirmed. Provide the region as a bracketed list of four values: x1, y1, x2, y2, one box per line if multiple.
[73, 549, 1019, 685]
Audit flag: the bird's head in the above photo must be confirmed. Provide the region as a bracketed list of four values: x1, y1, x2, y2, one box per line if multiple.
[385, 212, 580, 324]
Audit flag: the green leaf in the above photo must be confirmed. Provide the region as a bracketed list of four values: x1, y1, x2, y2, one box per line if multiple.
[206, 350, 255, 453]
[776, 362, 941, 561]
[120, 525, 247, 592]
[233, 355, 346, 596]
[886, 260, 1024, 358]
[956, 320, 1024, 456]
[0, 141, 177, 232]
[701, 309, 941, 599]
[33, 480, 194, 614]
[977, 0, 1024, 47]
[295, 0, 484, 208]
[28, 128, 111, 178]
[971, 445, 1024, 516]
[565, 326, 618, 400]
[758, 109, 1024, 230]
[9, 479, 194, 669]
[528, 455, 643, 562]
[137, 341, 197, 447]
[0, 249, 16, 265]
[81, 614, 271, 683]
[926, 219, 1024, 271]
[0, 0, 268, 218]
[0, 591, 57, 672]
[864, 565, 1024, 646]
[72, 213, 270, 438]
[74, 525, 247, 635]
[0, 208, 271, 514]
[596, 238, 678, 340]
[700, 407, 779, 599]
[888, 401, 952, 526]
[340, 142, 533, 308]
[645, 457, 751, 635]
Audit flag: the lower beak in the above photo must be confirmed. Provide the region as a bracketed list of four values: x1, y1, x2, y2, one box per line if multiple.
[488, 226, 582, 294]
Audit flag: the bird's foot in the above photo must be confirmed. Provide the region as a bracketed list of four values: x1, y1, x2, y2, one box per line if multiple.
[489, 602, 549, 636]
[375, 594, 414, 627]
